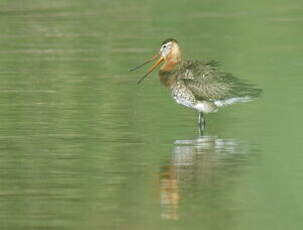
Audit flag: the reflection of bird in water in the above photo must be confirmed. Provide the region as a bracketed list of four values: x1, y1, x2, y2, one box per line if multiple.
[159, 135, 249, 220]
[131, 38, 262, 133]
[159, 165, 180, 220]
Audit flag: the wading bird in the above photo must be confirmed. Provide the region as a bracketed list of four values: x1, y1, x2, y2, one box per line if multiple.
[131, 38, 261, 134]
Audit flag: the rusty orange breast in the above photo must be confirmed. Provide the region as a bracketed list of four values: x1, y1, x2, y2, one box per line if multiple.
[159, 69, 177, 88]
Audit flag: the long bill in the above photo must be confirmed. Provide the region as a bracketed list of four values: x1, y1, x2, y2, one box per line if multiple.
[136, 56, 164, 84]
[129, 54, 159, 72]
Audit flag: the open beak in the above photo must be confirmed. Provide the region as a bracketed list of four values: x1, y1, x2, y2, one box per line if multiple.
[130, 54, 164, 84]
[129, 54, 159, 72]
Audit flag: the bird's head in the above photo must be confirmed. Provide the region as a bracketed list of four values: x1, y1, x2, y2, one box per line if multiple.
[159, 38, 181, 62]
[131, 38, 181, 84]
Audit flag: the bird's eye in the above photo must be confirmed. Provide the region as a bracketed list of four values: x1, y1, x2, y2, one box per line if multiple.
[163, 45, 167, 48]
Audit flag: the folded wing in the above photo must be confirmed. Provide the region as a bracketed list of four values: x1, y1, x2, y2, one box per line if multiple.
[178, 60, 262, 102]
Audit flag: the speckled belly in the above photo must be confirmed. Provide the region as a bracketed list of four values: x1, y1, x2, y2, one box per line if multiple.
[171, 81, 218, 113]
[171, 82, 196, 109]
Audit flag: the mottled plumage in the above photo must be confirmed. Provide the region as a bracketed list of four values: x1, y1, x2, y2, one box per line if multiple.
[132, 38, 262, 133]
[160, 60, 261, 112]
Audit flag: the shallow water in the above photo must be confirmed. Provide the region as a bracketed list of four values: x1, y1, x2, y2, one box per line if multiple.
[1, 0, 303, 229]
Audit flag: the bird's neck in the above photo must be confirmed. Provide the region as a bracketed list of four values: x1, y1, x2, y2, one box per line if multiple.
[159, 69, 177, 88]
[159, 59, 181, 88]
[159, 51, 182, 88]
[161, 60, 178, 71]
[161, 54, 181, 71]
[161, 49, 181, 71]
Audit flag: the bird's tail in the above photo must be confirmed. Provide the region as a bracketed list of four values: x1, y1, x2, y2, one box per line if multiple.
[214, 87, 262, 107]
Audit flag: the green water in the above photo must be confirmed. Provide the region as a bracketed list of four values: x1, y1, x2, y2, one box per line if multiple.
[1, 0, 303, 229]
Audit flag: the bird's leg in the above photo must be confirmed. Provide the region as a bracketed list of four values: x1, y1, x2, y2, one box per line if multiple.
[198, 112, 206, 135]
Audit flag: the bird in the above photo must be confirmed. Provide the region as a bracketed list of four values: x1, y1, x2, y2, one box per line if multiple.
[130, 38, 262, 134]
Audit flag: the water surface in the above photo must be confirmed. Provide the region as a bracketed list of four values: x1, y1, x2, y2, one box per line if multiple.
[1, 0, 303, 229]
